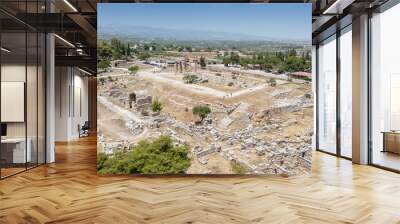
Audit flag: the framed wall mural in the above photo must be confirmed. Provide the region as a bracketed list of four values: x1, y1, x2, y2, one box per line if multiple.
[97, 3, 313, 175]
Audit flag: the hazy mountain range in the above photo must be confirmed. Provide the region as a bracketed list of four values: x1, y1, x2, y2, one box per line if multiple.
[98, 25, 308, 43]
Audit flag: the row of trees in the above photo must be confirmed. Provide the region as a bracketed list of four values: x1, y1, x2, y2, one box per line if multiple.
[98, 39, 137, 70]
[98, 39, 126, 61]
[98, 38, 310, 74]
[221, 50, 311, 73]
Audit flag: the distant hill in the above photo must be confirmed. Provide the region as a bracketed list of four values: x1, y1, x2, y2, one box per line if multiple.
[98, 25, 308, 43]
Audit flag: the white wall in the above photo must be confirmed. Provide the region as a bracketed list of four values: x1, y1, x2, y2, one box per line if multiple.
[1, 62, 47, 164]
[55, 66, 70, 141]
[1, 64, 27, 139]
[74, 72, 89, 129]
[54, 67, 89, 141]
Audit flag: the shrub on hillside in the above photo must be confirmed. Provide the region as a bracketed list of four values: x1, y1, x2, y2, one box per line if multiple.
[192, 105, 211, 123]
[98, 60, 111, 70]
[231, 160, 248, 174]
[97, 136, 191, 174]
[183, 74, 199, 84]
[152, 98, 163, 112]
[128, 65, 139, 74]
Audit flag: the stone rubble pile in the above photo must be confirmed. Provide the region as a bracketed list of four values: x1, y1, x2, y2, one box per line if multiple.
[134, 91, 153, 112]
[252, 94, 313, 121]
[125, 120, 144, 135]
[194, 143, 222, 158]
[98, 134, 134, 155]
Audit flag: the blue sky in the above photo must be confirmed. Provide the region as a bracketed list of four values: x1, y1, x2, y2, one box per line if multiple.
[98, 3, 311, 41]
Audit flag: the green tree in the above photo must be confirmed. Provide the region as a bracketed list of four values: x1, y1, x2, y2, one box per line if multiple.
[276, 52, 285, 61]
[97, 136, 191, 174]
[192, 105, 211, 123]
[230, 52, 240, 64]
[97, 153, 108, 170]
[152, 98, 163, 112]
[263, 62, 273, 71]
[108, 38, 125, 60]
[283, 56, 307, 72]
[288, 48, 297, 57]
[110, 38, 122, 50]
[305, 51, 311, 61]
[138, 52, 151, 60]
[97, 42, 113, 60]
[98, 60, 111, 70]
[126, 43, 131, 56]
[222, 57, 231, 67]
[183, 74, 199, 84]
[128, 65, 139, 74]
[199, 56, 206, 68]
[112, 50, 122, 60]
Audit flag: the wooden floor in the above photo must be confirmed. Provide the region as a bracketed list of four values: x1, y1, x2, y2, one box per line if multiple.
[0, 167, 26, 178]
[1, 136, 400, 224]
[372, 150, 400, 171]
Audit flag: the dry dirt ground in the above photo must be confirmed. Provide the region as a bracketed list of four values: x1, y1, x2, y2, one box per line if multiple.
[97, 65, 313, 174]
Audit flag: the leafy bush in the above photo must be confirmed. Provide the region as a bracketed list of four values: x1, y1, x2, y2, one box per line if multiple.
[128, 65, 139, 74]
[152, 98, 163, 112]
[231, 160, 248, 174]
[97, 153, 108, 170]
[222, 57, 231, 67]
[97, 136, 191, 174]
[183, 74, 199, 84]
[304, 76, 312, 81]
[282, 56, 308, 72]
[192, 105, 211, 123]
[137, 52, 151, 60]
[98, 60, 111, 70]
[268, 78, 277, 87]
[199, 56, 206, 68]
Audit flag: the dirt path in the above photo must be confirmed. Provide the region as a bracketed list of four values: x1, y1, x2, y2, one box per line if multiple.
[98, 95, 152, 141]
[231, 84, 269, 97]
[137, 71, 269, 99]
[98, 95, 146, 123]
[138, 71, 227, 98]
